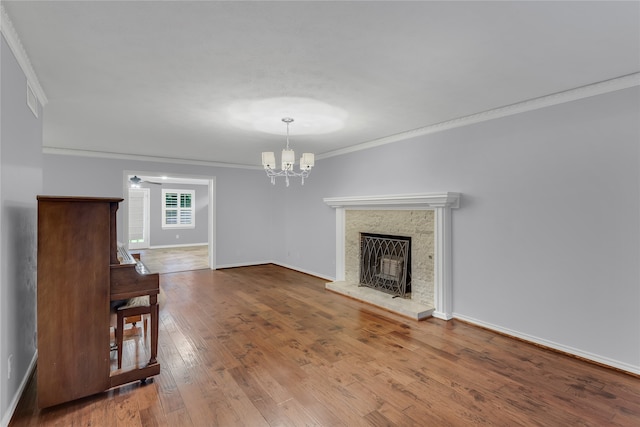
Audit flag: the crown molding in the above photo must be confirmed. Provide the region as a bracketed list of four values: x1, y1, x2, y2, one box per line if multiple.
[1, 5, 48, 106]
[42, 146, 261, 170]
[317, 73, 640, 160]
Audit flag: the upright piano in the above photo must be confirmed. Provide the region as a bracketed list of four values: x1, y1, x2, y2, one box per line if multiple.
[37, 196, 160, 409]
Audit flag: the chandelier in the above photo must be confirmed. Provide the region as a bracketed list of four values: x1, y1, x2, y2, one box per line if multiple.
[261, 118, 314, 186]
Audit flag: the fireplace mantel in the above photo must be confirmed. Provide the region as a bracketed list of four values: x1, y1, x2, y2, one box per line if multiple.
[323, 192, 460, 209]
[323, 192, 460, 320]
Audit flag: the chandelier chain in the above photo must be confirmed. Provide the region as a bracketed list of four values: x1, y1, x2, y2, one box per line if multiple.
[284, 117, 292, 151]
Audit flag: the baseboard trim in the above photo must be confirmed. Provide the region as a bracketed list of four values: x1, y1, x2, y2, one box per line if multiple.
[216, 261, 335, 282]
[216, 260, 272, 270]
[271, 262, 335, 282]
[432, 311, 453, 320]
[146, 243, 208, 250]
[1, 351, 37, 427]
[453, 313, 640, 377]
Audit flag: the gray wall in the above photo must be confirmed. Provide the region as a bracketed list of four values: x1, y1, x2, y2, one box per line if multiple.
[40, 87, 640, 375]
[0, 35, 43, 424]
[139, 182, 209, 247]
[278, 87, 640, 373]
[42, 156, 282, 268]
[2, 36, 638, 426]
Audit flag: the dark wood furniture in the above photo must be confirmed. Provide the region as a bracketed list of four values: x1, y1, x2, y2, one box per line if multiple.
[36, 196, 160, 409]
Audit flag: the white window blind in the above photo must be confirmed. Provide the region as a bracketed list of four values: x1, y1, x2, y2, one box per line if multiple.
[162, 189, 195, 229]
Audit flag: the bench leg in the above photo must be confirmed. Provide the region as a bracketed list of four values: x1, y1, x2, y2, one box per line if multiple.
[116, 312, 124, 369]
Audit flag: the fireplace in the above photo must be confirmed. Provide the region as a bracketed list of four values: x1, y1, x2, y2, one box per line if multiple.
[359, 233, 411, 298]
[345, 210, 432, 305]
[324, 193, 460, 320]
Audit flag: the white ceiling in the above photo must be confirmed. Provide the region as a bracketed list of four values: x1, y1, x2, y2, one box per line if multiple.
[3, 1, 639, 168]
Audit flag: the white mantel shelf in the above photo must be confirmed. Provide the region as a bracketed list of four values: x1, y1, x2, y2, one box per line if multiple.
[324, 192, 461, 320]
[323, 192, 460, 209]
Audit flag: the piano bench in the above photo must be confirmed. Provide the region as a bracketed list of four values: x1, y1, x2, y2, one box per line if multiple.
[115, 299, 151, 369]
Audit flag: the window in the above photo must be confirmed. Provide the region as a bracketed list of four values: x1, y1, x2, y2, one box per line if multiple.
[162, 189, 195, 229]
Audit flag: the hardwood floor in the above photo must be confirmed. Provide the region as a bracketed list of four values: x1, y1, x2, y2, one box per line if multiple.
[135, 245, 209, 274]
[10, 265, 640, 426]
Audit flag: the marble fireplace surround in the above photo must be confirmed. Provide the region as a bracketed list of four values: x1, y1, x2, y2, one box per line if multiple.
[323, 193, 460, 320]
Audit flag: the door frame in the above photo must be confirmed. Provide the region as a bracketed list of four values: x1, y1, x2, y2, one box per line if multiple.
[122, 171, 216, 269]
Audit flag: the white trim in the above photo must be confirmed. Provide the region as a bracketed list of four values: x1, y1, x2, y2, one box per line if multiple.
[453, 313, 640, 376]
[317, 73, 640, 160]
[208, 178, 216, 270]
[0, 5, 48, 105]
[26, 81, 38, 118]
[148, 242, 208, 249]
[213, 261, 335, 282]
[432, 208, 453, 320]
[324, 192, 460, 320]
[335, 208, 346, 281]
[44, 146, 260, 170]
[1, 351, 37, 427]
[323, 192, 460, 209]
[215, 260, 273, 270]
[272, 261, 335, 282]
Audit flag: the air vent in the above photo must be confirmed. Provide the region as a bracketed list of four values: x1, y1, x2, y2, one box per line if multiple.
[26, 81, 38, 118]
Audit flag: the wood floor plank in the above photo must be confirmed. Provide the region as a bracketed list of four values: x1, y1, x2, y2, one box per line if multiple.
[10, 264, 640, 426]
[137, 246, 209, 275]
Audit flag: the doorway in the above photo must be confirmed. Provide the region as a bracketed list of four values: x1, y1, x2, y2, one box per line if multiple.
[123, 171, 216, 270]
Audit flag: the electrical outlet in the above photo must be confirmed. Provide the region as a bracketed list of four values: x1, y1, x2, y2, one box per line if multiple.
[8, 354, 13, 379]
[176, 234, 179, 239]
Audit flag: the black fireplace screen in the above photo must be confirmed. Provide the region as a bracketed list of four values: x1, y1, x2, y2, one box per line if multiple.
[359, 233, 411, 298]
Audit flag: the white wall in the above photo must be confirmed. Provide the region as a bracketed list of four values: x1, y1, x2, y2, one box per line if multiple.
[278, 87, 640, 373]
[0, 35, 43, 425]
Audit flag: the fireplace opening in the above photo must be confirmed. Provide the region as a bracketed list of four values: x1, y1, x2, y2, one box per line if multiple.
[359, 233, 411, 298]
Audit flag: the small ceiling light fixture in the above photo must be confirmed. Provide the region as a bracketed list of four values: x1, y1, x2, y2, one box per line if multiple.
[262, 117, 314, 186]
[129, 175, 142, 188]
